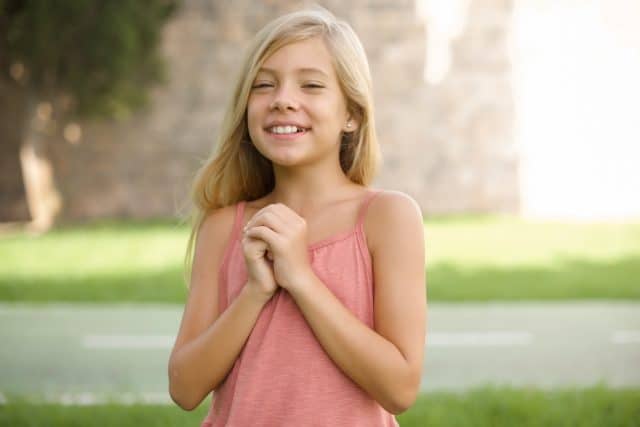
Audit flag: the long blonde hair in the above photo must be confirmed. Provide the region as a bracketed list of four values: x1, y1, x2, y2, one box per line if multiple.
[180, 6, 381, 286]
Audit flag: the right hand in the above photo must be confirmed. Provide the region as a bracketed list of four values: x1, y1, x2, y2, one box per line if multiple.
[241, 232, 278, 302]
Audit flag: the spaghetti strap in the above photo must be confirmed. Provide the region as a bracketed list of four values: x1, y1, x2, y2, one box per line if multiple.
[356, 189, 384, 227]
[232, 200, 247, 240]
[220, 200, 246, 271]
[217, 200, 247, 316]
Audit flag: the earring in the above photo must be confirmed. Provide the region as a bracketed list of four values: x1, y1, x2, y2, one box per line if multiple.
[346, 121, 353, 129]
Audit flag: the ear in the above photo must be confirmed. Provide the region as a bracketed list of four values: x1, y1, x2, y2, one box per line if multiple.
[342, 116, 360, 133]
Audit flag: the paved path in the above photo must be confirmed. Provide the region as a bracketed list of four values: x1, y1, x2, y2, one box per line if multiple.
[0, 301, 638, 404]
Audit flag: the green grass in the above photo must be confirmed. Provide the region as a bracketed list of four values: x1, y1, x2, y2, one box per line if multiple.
[425, 216, 640, 300]
[1, 385, 638, 426]
[1, 216, 639, 303]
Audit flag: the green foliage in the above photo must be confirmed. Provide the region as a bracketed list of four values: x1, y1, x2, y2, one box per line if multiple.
[0, 0, 179, 119]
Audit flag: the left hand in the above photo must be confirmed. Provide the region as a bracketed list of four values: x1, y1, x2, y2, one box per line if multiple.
[243, 203, 314, 292]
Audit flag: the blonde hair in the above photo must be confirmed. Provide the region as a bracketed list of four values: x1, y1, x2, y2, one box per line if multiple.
[180, 6, 381, 286]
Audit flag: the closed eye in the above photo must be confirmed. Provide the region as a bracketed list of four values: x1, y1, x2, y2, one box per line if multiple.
[251, 83, 274, 89]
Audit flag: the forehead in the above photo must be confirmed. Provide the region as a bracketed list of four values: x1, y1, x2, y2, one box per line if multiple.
[258, 37, 336, 79]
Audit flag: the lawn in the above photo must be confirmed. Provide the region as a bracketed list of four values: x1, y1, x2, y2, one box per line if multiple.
[1, 385, 638, 426]
[0, 216, 638, 303]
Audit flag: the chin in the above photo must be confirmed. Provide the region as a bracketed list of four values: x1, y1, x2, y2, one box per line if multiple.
[257, 145, 306, 166]
[269, 154, 307, 167]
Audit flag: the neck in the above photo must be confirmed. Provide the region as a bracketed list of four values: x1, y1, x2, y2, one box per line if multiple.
[267, 162, 355, 217]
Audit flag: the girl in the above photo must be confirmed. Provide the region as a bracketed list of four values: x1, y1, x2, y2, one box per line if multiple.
[169, 7, 427, 427]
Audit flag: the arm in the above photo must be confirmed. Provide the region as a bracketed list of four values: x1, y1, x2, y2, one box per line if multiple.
[287, 191, 427, 415]
[168, 207, 271, 411]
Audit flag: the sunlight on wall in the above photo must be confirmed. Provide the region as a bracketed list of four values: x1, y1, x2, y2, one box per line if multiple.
[416, 0, 471, 84]
[511, 0, 640, 220]
[417, 0, 640, 220]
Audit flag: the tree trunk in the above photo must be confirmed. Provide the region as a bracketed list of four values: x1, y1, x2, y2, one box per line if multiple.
[17, 90, 63, 233]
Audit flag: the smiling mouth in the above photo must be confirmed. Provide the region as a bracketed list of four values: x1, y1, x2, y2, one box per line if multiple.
[265, 125, 310, 136]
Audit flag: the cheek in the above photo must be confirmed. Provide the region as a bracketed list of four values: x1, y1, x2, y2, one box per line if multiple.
[246, 100, 259, 126]
[320, 95, 349, 124]
[318, 101, 348, 134]
[246, 101, 265, 136]
[246, 111, 260, 145]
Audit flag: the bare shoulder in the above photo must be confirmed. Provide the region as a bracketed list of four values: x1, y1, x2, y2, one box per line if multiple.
[191, 203, 239, 274]
[188, 201, 240, 297]
[367, 190, 423, 226]
[200, 203, 238, 242]
[191, 203, 240, 286]
[193, 202, 241, 282]
[364, 190, 424, 255]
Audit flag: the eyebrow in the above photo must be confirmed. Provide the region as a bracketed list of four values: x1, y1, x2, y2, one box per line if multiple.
[256, 67, 329, 79]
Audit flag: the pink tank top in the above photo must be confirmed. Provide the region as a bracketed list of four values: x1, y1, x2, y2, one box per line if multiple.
[200, 189, 399, 427]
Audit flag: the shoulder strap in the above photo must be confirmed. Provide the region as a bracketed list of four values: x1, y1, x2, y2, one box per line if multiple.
[231, 200, 246, 240]
[217, 200, 246, 316]
[356, 189, 384, 226]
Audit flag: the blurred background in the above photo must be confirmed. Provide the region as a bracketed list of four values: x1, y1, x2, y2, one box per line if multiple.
[0, 0, 638, 426]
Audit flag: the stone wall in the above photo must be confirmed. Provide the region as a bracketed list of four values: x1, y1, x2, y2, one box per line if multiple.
[416, 0, 518, 213]
[1, 0, 518, 224]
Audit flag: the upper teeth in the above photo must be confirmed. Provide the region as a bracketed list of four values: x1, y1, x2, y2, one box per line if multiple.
[270, 125, 303, 134]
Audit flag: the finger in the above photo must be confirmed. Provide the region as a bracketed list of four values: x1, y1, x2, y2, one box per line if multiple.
[242, 237, 267, 260]
[242, 234, 267, 250]
[269, 203, 307, 235]
[269, 203, 302, 223]
[245, 209, 288, 235]
[245, 225, 282, 249]
[250, 203, 303, 228]
[274, 203, 307, 225]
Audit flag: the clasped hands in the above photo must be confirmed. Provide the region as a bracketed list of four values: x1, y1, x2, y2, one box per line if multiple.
[242, 203, 314, 295]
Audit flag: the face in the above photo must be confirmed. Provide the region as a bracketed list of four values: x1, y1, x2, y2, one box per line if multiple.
[246, 36, 355, 167]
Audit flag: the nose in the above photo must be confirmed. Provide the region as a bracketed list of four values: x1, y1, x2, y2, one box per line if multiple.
[269, 84, 299, 112]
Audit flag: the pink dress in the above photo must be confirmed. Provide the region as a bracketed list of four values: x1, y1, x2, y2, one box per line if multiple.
[201, 189, 399, 427]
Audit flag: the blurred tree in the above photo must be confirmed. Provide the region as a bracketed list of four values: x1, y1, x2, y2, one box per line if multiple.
[0, 0, 179, 119]
[0, 0, 180, 227]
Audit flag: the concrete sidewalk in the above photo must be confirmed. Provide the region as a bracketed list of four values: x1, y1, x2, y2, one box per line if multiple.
[0, 301, 638, 404]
